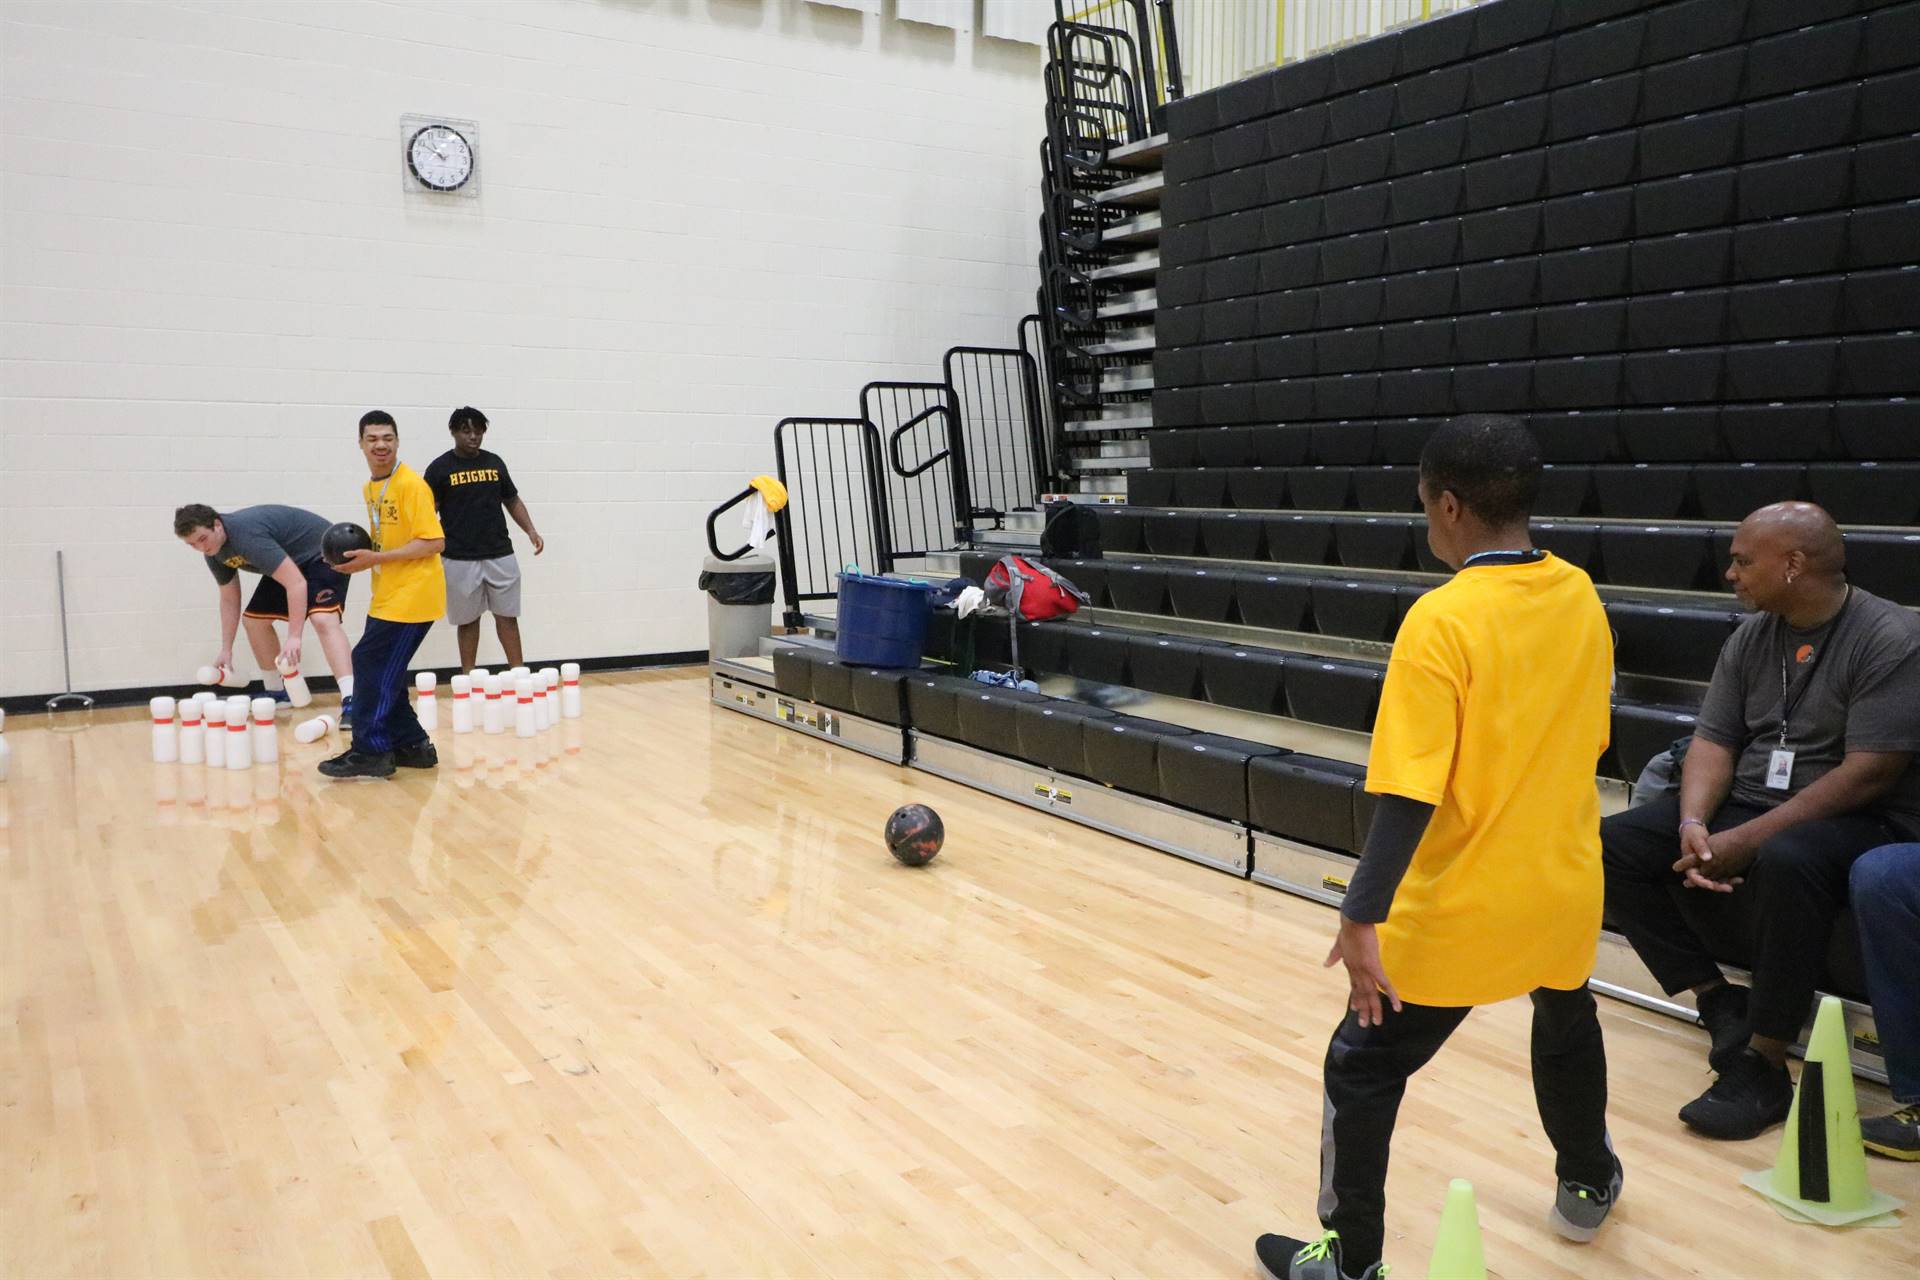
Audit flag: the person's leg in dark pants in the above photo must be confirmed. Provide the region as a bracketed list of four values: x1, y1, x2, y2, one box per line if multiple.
[1852, 845, 1920, 1158]
[1530, 986, 1614, 1187]
[1317, 1003, 1469, 1271]
[354, 619, 432, 754]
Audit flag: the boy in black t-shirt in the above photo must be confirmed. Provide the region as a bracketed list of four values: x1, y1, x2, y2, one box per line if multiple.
[422, 406, 545, 671]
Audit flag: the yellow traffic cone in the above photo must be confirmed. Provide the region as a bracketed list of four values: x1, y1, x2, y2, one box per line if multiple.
[1426, 1178, 1488, 1279]
[1741, 995, 1904, 1227]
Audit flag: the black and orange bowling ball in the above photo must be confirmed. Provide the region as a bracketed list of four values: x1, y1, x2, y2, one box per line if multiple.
[884, 803, 944, 866]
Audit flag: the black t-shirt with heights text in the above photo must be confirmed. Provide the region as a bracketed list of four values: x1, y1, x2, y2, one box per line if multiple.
[424, 448, 520, 561]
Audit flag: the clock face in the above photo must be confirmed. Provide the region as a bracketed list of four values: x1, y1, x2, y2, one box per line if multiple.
[407, 124, 473, 191]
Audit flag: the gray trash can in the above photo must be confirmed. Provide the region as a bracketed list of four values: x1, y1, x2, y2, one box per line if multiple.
[699, 554, 776, 660]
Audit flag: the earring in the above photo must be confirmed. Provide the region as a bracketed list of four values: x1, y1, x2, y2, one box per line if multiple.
[1786, 573, 1797, 585]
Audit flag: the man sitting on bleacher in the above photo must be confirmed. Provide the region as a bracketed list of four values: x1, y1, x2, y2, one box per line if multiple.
[1602, 502, 1920, 1141]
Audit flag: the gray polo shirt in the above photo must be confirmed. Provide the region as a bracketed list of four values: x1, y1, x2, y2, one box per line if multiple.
[203, 504, 331, 585]
[1694, 585, 1920, 838]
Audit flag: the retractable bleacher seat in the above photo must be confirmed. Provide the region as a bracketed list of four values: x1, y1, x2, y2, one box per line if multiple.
[1744, 82, 1858, 162]
[1550, 13, 1647, 89]
[848, 666, 916, 725]
[1842, 267, 1920, 334]
[1196, 425, 1263, 468]
[1625, 347, 1724, 405]
[1168, 565, 1240, 622]
[810, 657, 854, 712]
[1598, 524, 1715, 591]
[1173, 468, 1230, 509]
[1635, 228, 1733, 292]
[1609, 601, 1740, 684]
[1692, 461, 1806, 521]
[1456, 310, 1536, 364]
[1312, 422, 1379, 466]
[1105, 563, 1171, 616]
[1387, 219, 1463, 274]
[1612, 702, 1701, 783]
[1536, 355, 1624, 410]
[1745, 17, 1864, 99]
[1593, 464, 1690, 520]
[1736, 211, 1848, 283]
[1250, 755, 1369, 854]
[1201, 645, 1290, 714]
[1287, 466, 1354, 511]
[1052, 560, 1109, 609]
[1353, 466, 1421, 513]
[906, 674, 972, 741]
[1266, 513, 1337, 566]
[1737, 149, 1852, 221]
[1227, 467, 1288, 512]
[1157, 733, 1289, 824]
[1310, 579, 1402, 642]
[1531, 409, 1619, 462]
[1846, 532, 1920, 607]
[1849, 202, 1920, 272]
[1721, 403, 1834, 462]
[1014, 620, 1073, 676]
[956, 685, 1048, 754]
[1842, 332, 1920, 395]
[1834, 400, 1920, 461]
[1236, 572, 1316, 631]
[1099, 507, 1146, 554]
[1377, 417, 1443, 464]
[1645, 0, 1749, 65]
[772, 646, 824, 701]
[1144, 512, 1203, 558]
[1539, 298, 1629, 357]
[1640, 47, 1744, 122]
[1286, 658, 1385, 732]
[1335, 516, 1419, 570]
[1533, 520, 1600, 572]
[1084, 716, 1196, 799]
[1542, 243, 1631, 303]
[1127, 635, 1209, 699]
[1128, 470, 1174, 506]
[1064, 626, 1133, 686]
[1013, 700, 1116, 777]
[1535, 463, 1595, 516]
[1730, 279, 1843, 342]
[1726, 339, 1838, 401]
[1619, 407, 1723, 462]
[1627, 290, 1725, 350]
[1639, 107, 1741, 181]
[1203, 510, 1267, 559]
[1807, 462, 1920, 526]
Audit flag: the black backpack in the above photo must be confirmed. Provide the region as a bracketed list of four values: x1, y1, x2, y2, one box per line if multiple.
[1040, 502, 1104, 560]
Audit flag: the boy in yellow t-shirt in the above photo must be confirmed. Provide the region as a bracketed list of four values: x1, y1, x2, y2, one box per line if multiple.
[1255, 416, 1619, 1280]
[320, 410, 446, 780]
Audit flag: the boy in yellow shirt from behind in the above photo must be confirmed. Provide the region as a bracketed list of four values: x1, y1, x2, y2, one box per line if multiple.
[322, 410, 447, 780]
[1255, 415, 1619, 1280]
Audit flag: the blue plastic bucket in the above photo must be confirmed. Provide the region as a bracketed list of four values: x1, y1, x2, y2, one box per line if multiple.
[835, 573, 932, 668]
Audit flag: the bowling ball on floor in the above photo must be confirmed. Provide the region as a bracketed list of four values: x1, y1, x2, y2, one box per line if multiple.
[884, 803, 944, 867]
[321, 522, 374, 566]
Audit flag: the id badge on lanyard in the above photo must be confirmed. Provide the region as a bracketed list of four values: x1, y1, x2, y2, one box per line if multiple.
[1766, 748, 1795, 791]
[1769, 587, 1850, 790]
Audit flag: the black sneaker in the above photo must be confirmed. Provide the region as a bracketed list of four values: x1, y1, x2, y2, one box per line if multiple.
[393, 741, 439, 770]
[1678, 1047, 1793, 1140]
[1695, 982, 1752, 1073]
[1862, 1105, 1920, 1161]
[318, 748, 394, 779]
[1254, 1231, 1384, 1280]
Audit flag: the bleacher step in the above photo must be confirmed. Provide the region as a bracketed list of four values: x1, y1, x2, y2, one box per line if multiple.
[1097, 289, 1158, 320]
[1088, 253, 1158, 283]
[1106, 132, 1168, 169]
[1091, 171, 1164, 208]
[1098, 210, 1161, 246]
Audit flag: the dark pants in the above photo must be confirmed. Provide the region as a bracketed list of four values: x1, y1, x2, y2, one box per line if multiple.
[1319, 987, 1612, 1271]
[1600, 793, 1900, 1043]
[1852, 845, 1920, 1104]
[350, 617, 434, 754]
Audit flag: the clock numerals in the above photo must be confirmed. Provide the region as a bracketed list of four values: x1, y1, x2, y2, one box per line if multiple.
[407, 125, 473, 192]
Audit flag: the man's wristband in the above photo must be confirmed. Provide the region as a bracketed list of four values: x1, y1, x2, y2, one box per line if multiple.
[1678, 817, 1705, 832]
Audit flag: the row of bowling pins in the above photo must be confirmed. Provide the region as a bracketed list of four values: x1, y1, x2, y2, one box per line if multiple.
[151, 693, 281, 768]
[414, 663, 583, 737]
[196, 658, 315, 707]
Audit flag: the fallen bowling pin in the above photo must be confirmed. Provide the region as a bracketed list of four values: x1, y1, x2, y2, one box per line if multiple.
[225, 695, 253, 770]
[275, 658, 313, 708]
[251, 697, 279, 764]
[294, 713, 335, 744]
[204, 700, 228, 768]
[450, 675, 474, 733]
[415, 671, 438, 732]
[196, 663, 247, 688]
[514, 675, 536, 738]
[151, 696, 178, 763]
[561, 662, 582, 718]
[482, 675, 505, 734]
[179, 698, 205, 765]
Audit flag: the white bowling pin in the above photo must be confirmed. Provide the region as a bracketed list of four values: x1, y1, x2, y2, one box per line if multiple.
[531, 674, 550, 731]
[275, 658, 313, 708]
[294, 713, 335, 744]
[415, 671, 439, 732]
[204, 699, 228, 768]
[470, 666, 490, 685]
[450, 675, 474, 734]
[514, 676, 536, 738]
[561, 662, 582, 718]
[179, 699, 205, 765]
[251, 697, 279, 764]
[482, 675, 505, 734]
[196, 663, 247, 688]
[151, 696, 178, 763]
[225, 695, 253, 770]
[539, 668, 560, 730]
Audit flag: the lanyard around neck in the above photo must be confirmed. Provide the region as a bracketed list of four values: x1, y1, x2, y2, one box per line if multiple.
[1463, 548, 1545, 567]
[1778, 585, 1851, 746]
[367, 469, 397, 543]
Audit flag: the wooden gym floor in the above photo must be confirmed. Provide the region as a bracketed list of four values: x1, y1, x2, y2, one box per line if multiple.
[2, 668, 1915, 1279]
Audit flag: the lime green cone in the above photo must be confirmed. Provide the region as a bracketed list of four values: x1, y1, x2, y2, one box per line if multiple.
[1741, 996, 1904, 1227]
[1427, 1178, 1488, 1279]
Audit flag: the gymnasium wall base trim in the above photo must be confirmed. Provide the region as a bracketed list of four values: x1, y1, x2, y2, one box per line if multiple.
[713, 661, 1890, 1084]
[1, 650, 709, 716]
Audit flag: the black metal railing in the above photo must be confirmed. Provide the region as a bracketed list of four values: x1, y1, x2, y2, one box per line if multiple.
[945, 345, 1052, 521]
[705, 485, 775, 562]
[862, 380, 968, 563]
[772, 417, 891, 631]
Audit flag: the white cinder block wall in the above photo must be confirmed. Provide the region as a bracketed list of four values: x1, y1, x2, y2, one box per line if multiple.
[0, 0, 1044, 697]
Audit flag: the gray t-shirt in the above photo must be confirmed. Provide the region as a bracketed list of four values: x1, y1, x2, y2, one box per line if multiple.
[203, 504, 331, 585]
[1695, 585, 1920, 837]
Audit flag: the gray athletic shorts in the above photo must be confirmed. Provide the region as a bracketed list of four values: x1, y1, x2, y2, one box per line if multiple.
[444, 555, 521, 625]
